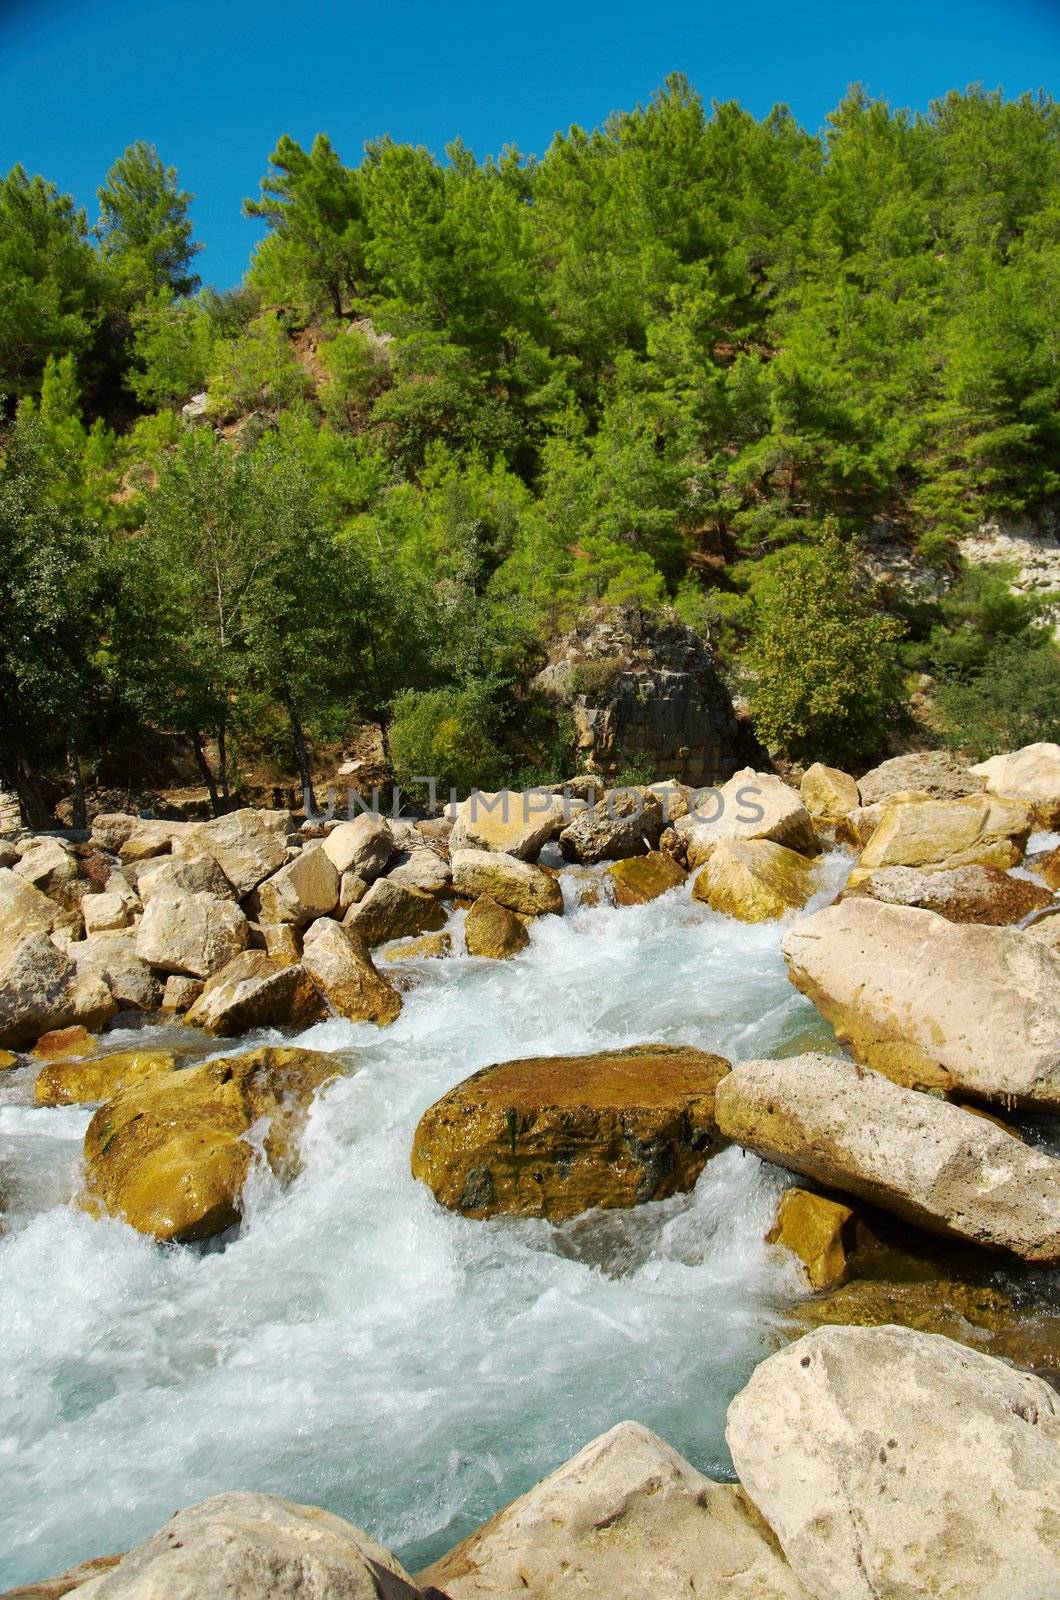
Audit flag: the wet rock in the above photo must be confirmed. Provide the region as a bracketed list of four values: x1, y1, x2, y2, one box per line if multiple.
[692, 838, 815, 923]
[800, 763, 859, 821]
[971, 740, 1060, 828]
[380, 931, 452, 962]
[32, 1024, 94, 1059]
[450, 789, 559, 859]
[184, 951, 325, 1035]
[726, 1325, 1060, 1600]
[606, 850, 687, 904]
[0, 1048, 18, 1070]
[419, 1421, 812, 1600]
[300, 919, 402, 1025]
[767, 1187, 856, 1291]
[0, 933, 115, 1049]
[321, 814, 394, 881]
[558, 786, 665, 863]
[782, 900, 1060, 1106]
[463, 895, 529, 958]
[255, 847, 339, 926]
[36, 1048, 178, 1106]
[344, 878, 447, 947]
[676, 768, 819, 867]
[411, 1044, 730, 1220]
[857, 749, 985, 805]
[3, 1552, 122, 1599]
[842, 862, 1054, 924]
[83, 1047, 340, 1242]
[173, 808, 287, 896]
[1034, 843, 1060, 890]
[135, 890, 248, 979]
[715, 1054, 1060, 1262]
[452, 848, 563, 916]
[852, 793, 1032, 876]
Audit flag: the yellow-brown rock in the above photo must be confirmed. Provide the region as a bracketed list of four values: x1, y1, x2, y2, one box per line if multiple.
[300, 918, 402, 1025]
[0, 1048, 17, 1069]
[463, 895, 529, 958]
[691, 838, 815, 923]
[451, 849, 563, 916]
[36, 1048, 178, 1107]
[380, 931, 452, 962]
[1034, 844, 1060, 891]
[184, 951, 326, 1035]
[766, 1187, 856, 1291]
[854, 793, 1032, 876]
[32, 1024, 94, 1059]
[800, 764, 859, 822]
[83, 1046, 339, 1242]
[411, 1043, 731, 1220]
[343, 878, 447, 947]
[607, 852, 687, 905]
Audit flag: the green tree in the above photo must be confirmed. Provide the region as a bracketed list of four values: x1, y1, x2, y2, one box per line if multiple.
[245, 134, 366, 318]
[96, 142, 201, 300]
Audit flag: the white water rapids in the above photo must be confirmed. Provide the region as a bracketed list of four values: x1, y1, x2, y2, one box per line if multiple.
[0, 855, 854, 1587]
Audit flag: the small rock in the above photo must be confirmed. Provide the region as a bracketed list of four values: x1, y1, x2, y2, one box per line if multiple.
[450, 789, 559, 859]
[81, 891, 129, 934]
[380, 931, 452, 962]
[136, 851, 234, 903]
[767, 1187, 856, 1291]
[32, 1024, 93, 1058]
[558, 786, 665, 863]
[90, 812, 138, 853]
[256, 846, 340, 926]
[256, 922, 302, 963]
[387, 845, 452, 896]
[119, 818, 188, 863]
[463, 895, 529, 958]
[160, 974, 203, 1013]
[971, 740, 1060, 828]
[71, 934, 161, 1012]
[676, 768, 819, 867]
[606, 851, 687, 904]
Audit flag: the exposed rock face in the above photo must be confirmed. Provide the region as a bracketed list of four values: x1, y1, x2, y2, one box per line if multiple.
[676, 769, 819, 867]
[119, 818, 188, 862]
[450, 790, 559, 859]
[857, 750, 985, 805]
[321, 814, 394, 880]
[692, 838, 815, 923]
[411, 1044, 730, 1220]
[558, 787, 665, 863]
[0, 933, 114, 1048]
[35, 1048, 177, 1106]
[300, 919, 402, 1025]
[63, 1491, 424, 1599]
[853, 793, 1031, 875]
[419, 1421, 813, 1600]
[606, 850, 687, 904]
[256, 847, 340, 926]
[726, 1325, 1060, 1600]
[463, 895, 530, 958]
[83, 1047, 339, 1242]
[715, 1054, 1060, 1262]
[135, 890, 248, 979]
[184, 951, 325, 1035]
[173, 808, 287, 896]
[344, 878, 447, 946]
[782, 900, 1060, 1106]
[532, 607, 758, 785]
[843, 862, 1054, 924]
[971, 740, 1060, 828]
[800, 763, 859, 821]
[766, 1187, 855, 1291]
[135, 851, 234, 903]
[452, 848, 563, 916]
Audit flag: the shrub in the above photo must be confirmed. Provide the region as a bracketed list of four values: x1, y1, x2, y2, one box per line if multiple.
[389, 680, 504, 801]
[936, 636, 1060, 756]
[206, 314, 310, 418]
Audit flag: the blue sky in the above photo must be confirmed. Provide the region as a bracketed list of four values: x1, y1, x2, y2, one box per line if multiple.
[1, 0, 1057, 289]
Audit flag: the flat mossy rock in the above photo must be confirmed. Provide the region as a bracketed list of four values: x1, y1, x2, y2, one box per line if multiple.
[767, 1187, 856, 1291]
[692, 838, 815, 923]
[411, 1044, 730, 1221]
[463, 895, 530, 958]
[35, 1048, 178, 1107]
[606, 851, 687, 905]
[83, 1046, 340, 1242]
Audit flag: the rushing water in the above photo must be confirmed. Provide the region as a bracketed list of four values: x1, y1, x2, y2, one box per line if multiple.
[0, 853, 853, 1587]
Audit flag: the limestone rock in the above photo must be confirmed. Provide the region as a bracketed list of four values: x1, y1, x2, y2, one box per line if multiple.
[834, 794, 929, 852]
[606, 850, 687, 904]
[338, 868, 368, 913]
[387, 845, 452, 896]
[160, 974, 202, 1012]
[135, 891, 248, 979]
[32, 1024, 93, 1058]
[676, 768, 819, 867]
[81, 892, 129, 934]
[411, 1044, 730, 1220]
[36, 1048, 177, 1107]
[767, 1187, 855, 1291]
[782, 899, 1060, 1105]
[83, 1047, 339, 1242]
[971, 740, 1060, 828]
[558, 786, 665, 863]
[14, 837, 81, 907]
[843, 862, 1054, 924]
[119, 818, 188, 863]
[1034, 843, 1060, 890]
[300, 918, 402, 1026]
[136, 851, 235, 903]
[70, 933, 161, 1012]
[321, 813, 394, 880]
[344, 878, 446, 947]
[1025, 911, 1060, 952]
[255, 922, 301, 962]
[726, 1324, 1060, 1600]
[449, 789, 560, 859]
[89, 812, 137, 853]
[0, 933, 115, 1048]
[380, 931, 452, 962]
[452, 848, 563, 916]
[800, 763, 859, 820]
[419, 1421, 812, 1600]
[256, 846, 339, 926]
[854, 793, 1032, 874]
[184, 951, 325, 1036]
[173, 808, 286, 896]
[463, 895, 529, 958]
[692, 838, 815, 922]
[857, 749, 985, 805]
[715, 1054, 1060, 1262]
[0, 866, 61, 961]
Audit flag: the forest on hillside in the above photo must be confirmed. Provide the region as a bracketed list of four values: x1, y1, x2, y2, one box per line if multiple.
[1, 76, 1058, 822]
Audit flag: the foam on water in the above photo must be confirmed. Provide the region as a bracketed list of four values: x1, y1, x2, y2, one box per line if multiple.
[0, 856, 850, 1587]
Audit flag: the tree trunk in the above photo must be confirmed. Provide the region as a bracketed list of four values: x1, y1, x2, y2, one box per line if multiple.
[191, 731, 223, 816]
[284, 691, 315, 815]
[65, 734, 87, 831]
[216, 716, 232, 808]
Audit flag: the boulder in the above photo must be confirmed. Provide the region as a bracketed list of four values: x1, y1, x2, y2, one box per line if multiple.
[782, 900, 1060, 1106]
[14, 836, 81, 907]
[343, 878, 447, 946]
[135, 890, 248, 979]
[160, 974, 203, 1013]
[676, 768, 819, 867]
[450, 789, 559, 859]
[83, 1046, 340, 1242]
[558, 786, 665, 863]
[81, 891, 129, 934]
[0, 933, 115, 1048]
[726, 1325, 1060, 1600]
[89, 811, 137, 853]
[971, 740, 1060, 828]
[320, 813, 394, 880]
[119, 818, 188, 863]
[380, 931, 452, 962]
[853, 793, 1032, 875]
[255, 846, 340, 926]
[766, 1187, 856, 1291]
[834, 794, 929, 852]
[419, 1421, 812, 1600]
[0, 866, 61, 960]
[857, 749, 985, 805]
[800, 763, 859, 821]
[136, 852, 235, 903]
[606, 850, 687, 904]
[300, 919, 402, 1026]
[71, 933, 161, 1012]
[173, 808, 286, 896]
[691, 838, 815, 923]
[452, 848, 563, 916]
[843, 862, 1054, 924]
[36, 1047, 177, 1106]
[255, 922, 301, 962]
[1034, 843, 1060, 890]
[411, 1044, 730, 1220]
[463, 895, 529, 958]
[184, 951, 325, 1036]
[1025, 911, 1060, 953]
[648, 780, 693, 821]
[386, 846, 452, 896]
[32, 1024, 93, 1058]
[715, 1054, 1060, 1262]
[339, 868, 368, 913]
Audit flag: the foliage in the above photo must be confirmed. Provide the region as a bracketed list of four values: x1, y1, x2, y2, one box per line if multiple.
[96, 141, 202, 301]
[936, 636, 1060, 756]
[389, 681, 505, 800]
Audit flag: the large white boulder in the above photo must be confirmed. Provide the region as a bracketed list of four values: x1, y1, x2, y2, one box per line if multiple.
[676, 768, 819, 867]
[726, 1325, 1060, 1600]
[321, 813, 394, 880]
[135, 890, 249, 979]
[715, 1053, 1060, 1262]
[450, 789, 559, 859]
[971, 741, 1060, 828]
[173, 808, 287, 896]
[782, 899, 1060, 1106]
[256, 846, 340, 926]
